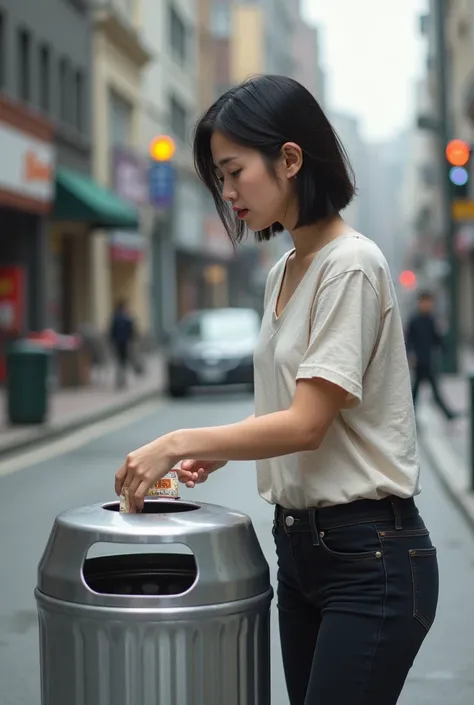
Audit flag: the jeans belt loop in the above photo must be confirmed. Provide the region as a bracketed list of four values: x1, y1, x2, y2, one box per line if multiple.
[391, 498, 403, 530]
[309, 509, 320, 546]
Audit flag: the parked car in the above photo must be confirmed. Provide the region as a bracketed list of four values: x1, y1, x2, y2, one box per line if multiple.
[166, 307, 260, 397]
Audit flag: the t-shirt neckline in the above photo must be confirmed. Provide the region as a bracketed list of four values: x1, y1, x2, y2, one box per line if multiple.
[272, 232, 359, 326]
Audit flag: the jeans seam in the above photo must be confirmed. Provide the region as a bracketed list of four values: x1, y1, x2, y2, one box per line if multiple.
[275, 530, 307, 599]
[409, 551, 436, 631]
[356, 527, 388, 705]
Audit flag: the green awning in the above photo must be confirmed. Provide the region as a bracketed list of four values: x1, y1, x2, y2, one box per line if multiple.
[53, 167, 139, 229]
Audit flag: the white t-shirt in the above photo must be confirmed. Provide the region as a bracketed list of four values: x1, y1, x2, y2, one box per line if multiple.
[253, 233, 420, 509]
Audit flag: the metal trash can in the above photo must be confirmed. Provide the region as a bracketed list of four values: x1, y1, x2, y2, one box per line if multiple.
[6, 340, 51, 424]
[35, 498, 273, 705]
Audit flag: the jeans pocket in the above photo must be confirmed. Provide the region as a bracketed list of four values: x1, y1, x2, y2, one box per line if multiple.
[409, 547, 439, 631]
[318, 523, 381, 562]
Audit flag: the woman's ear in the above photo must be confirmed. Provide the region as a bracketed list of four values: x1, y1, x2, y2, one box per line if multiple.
[281, 142, 303, 179]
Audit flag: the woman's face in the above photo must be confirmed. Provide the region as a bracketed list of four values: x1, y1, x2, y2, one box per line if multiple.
[211, 131, 294, 232]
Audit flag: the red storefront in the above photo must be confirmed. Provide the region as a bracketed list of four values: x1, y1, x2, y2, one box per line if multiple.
[0, 96, 55, 381]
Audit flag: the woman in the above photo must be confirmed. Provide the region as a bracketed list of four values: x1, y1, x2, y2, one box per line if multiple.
[115, 75, 439, 705]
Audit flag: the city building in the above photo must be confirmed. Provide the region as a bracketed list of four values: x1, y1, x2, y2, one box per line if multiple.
[0, 0, 91, 354]
[329, 112, 367, 234]
[293, 11, 326, 108]
[89, 0, 151, 337]
[414, 0, 474, 341]
[0, 0, 144, 344]
[444, 0, 474, 343]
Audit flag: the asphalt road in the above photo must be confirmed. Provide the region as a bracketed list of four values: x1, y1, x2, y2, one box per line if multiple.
[0, 390, 473, 705]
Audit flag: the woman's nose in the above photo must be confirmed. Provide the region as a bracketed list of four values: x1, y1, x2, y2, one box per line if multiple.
[222, 181, 237, 202]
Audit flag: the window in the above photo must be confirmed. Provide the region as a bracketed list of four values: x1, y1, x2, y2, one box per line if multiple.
[18, 28, 31, 102]
[0, 12, 5, 89]
[75, 70, 84, 132]
[170, 95, 187, 142]
[211, 6, 230, 38]
[169, 6, 186, 63]
[39, 45, 50, 113]
[59, 58, 69, 123]
[109, 89, 133, 147]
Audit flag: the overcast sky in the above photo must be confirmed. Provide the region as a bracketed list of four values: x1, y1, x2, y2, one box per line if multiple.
[302, 0, 428, 142]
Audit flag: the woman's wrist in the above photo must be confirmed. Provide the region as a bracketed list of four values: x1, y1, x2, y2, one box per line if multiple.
[159, 429, 185, 466]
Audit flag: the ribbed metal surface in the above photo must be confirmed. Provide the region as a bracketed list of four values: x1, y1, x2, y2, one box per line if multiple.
[37, 592, 271, 705]
[36, 500, 273, 703]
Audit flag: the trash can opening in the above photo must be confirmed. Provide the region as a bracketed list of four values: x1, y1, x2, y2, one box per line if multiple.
[82, 553, 198, 596]
[103, 500, 200, 514]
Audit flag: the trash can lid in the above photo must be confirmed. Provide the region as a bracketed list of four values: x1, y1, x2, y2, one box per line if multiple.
[7, 339, 51, 355]
[36, 499, 271, 608]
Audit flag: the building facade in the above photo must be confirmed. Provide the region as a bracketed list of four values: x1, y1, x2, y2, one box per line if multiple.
[0, 0, 141, 347]
[293, 13, 326, 107]
[414, 0, 474, 341]
[0, 0, 90, 377]
[445, 0, 474, 343]
[89, 0, 151, 336]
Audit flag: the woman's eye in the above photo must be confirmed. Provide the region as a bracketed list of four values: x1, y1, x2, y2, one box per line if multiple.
[230, 169, 241, 178]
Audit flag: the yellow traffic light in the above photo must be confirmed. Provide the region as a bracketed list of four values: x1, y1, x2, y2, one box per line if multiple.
[149, 135, 176, 162]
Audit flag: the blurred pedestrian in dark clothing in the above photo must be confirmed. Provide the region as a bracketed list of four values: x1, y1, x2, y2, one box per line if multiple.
[406, 291, 457, 420]
[109, 299, 135, 389]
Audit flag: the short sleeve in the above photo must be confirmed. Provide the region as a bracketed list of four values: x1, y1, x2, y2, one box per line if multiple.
[297, 270, 381, 406]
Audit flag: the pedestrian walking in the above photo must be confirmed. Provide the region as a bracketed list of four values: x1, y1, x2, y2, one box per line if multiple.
[109, 299, 135, 389]
[115, 75, 438, 705]
[406, 290, 458, 420]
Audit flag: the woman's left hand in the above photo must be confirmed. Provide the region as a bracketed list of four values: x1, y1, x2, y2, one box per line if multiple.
[115, 437, 177, 513]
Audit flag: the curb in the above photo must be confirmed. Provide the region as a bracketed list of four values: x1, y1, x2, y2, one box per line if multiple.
[0, 388, 163, 461]
[418, 407, 474, 532]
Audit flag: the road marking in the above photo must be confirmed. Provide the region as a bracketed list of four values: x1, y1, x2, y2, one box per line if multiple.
[0, 399, 164, 478]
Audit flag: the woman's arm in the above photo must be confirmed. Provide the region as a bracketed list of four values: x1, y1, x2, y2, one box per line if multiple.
[115, 379, 347, 510]
[168, 379, 343, 463]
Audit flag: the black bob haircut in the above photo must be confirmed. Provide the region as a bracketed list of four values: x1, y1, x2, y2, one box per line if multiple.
[193, 74, 356, 245]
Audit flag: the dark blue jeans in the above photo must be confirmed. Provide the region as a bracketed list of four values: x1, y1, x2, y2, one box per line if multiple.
[273, 496, 439, 705]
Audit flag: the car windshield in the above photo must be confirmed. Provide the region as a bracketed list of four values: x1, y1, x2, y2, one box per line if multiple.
[180, 310, 259, 342]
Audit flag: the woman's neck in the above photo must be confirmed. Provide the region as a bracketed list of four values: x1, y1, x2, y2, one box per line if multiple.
[288, 215, 352, 262]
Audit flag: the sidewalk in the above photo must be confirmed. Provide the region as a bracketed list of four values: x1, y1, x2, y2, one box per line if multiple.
[0, 351, 166, 458]
[417, 349, 474, 528]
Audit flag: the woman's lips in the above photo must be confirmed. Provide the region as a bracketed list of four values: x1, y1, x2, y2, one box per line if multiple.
[234, 208, 249, 219]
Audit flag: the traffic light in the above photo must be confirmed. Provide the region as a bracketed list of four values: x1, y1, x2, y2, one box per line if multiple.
[148, 135, 176, 208]
[149, 135, 176, 162]
[446, 139, 471, 198]
[399, 270, 417, 290]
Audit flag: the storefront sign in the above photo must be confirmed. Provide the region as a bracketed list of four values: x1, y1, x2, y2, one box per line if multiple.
[113, 148, 149, 206]
[109, 230, 145, 263]
[0, 122, 54, 205]
[149, 161, 175, 208]
[0, 266, 25, 334]
[455, 224, 474, 254]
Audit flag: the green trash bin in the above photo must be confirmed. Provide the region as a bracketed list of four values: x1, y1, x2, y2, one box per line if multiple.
[6, 340, 51, 424]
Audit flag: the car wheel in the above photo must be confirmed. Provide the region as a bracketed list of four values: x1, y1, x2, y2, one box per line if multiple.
[168, 385, 188, 398]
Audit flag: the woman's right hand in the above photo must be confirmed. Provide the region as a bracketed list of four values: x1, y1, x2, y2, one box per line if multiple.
[176, 459, 228, 488]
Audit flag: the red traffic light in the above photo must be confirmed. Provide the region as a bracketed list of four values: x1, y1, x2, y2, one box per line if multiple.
[446, 139, 470, 166]
[399, 270, 417, 289]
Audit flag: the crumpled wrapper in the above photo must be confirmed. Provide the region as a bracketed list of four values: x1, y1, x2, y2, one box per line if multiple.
[120, 471, 180, 513]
